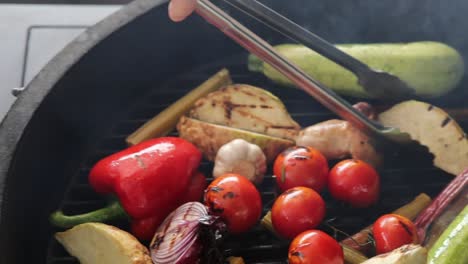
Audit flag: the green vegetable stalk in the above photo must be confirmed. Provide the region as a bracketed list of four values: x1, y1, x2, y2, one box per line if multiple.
[428, 205, 468, 264]
[50, 201, 128, 228]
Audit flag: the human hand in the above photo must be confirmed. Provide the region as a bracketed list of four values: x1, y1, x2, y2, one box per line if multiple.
[168, 0, 197, 22]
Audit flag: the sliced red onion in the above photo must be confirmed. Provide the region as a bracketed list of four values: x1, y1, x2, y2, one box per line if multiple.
[150, 202, 214, 264]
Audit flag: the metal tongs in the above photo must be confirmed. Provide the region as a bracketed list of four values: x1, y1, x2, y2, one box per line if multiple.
[196, 0, 412, 143]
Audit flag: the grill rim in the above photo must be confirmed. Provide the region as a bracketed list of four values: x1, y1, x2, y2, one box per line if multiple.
[0, 0, 168, 227]
[0, 1, 172, 263]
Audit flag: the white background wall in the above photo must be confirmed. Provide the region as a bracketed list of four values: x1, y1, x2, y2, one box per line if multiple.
[0, 4, 121, 121]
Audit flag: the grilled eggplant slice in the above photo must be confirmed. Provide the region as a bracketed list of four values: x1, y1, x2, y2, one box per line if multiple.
[55, 223, 152, 264]
[188, 84, 300, 140]
[379, 100, 468, 176]
[177, 116, 294, 163]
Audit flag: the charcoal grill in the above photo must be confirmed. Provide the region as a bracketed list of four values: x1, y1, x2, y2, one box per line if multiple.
[1, 0, 468, 263]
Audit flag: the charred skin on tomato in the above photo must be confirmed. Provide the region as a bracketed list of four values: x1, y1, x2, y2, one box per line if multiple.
[273, 146, 329, 193]
[204, 173, 262, 234]
[373, 214, 419, 255]
[288, 230, 344, 264]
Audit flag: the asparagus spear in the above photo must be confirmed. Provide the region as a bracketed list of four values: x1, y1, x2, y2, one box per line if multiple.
[126, 68, 232, 145]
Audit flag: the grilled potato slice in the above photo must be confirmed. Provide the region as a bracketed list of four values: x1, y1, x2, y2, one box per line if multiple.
[55, 223, 152, 264]
[188, 84, 300, 140]
[177, 116, 294, 163]
[379, 100, 468, 176]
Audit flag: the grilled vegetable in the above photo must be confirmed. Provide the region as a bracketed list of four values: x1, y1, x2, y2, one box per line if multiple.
[126, 68, 232, 146]
[262, 194, 431, 254]
[415, 169, 468, 244]
[271, 187, 326, 239]
[178, 171, 207, 204]
[361, 244, 427, 264]
[341, 193, 431, 255]
[149, 202, 224, 264]
[55, 223, 152, 264]
[177, 116, 294, 163]
[421, 179, 467, 249]
[188, 84, 300, 140]
[273, 146, 329, 193]
[328, 159, 380, 208]
[342, 245, 369, 264]
[50, 200, 128, 228]
[50, 137, 203, 241]
[373, 214, 419, 254]
[296, 119, 382, 168]
[177, 84, 299, 162]
[296, 102, 382, 167]
[204, 173, 262, 234]
[428, 205, 468, 264]
[213, 139, 267, 184]
[288, 230, 344, 264]
[248, 41, 464, 99]
[379, 100, 468, 176]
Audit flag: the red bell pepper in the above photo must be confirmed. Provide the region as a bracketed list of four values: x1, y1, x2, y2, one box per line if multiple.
[50, 137, 204, 240]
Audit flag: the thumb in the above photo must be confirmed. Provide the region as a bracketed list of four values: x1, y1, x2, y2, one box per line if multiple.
[168, 0, 197, 22]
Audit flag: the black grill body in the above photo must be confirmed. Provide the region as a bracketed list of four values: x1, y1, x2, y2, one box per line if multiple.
[1, 0, 468, 263]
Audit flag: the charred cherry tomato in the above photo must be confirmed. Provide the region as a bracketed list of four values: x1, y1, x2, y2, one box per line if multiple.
[328, 159, 380, 208]
[204, 173, 262, 234]
[289, 230, 344, 264]
[273, 146, 329, 193]
[271, 187, 326, 239]
[373, 214, 419, 254]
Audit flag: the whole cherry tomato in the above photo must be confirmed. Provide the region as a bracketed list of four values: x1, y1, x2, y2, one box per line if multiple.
[273, 146, 329, 193]
[289, 230, 344, 264]
[328, 159, 380, 208]
[204, 173, 262, 234]
[373, 214, 419, 254]
[271, 187, 326, 239]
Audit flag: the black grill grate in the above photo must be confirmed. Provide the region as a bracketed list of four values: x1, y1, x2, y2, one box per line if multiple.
[46, 55, 454, 264]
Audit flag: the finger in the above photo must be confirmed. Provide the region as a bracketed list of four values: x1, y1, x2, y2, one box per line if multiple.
[168, 0, 197, 22]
